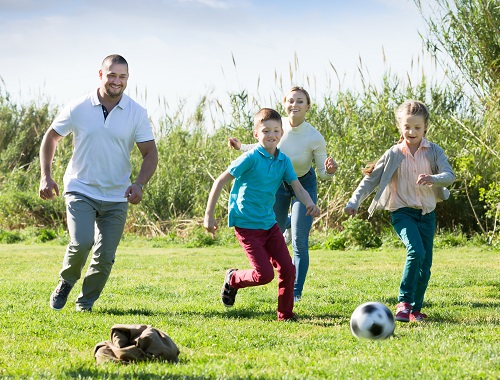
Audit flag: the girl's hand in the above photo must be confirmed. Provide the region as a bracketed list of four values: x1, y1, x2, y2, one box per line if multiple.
[228, 137, 241, 150]
[305, 204, 320, 217]
[344, 207, 357, 216]
[324, 157, 338, 174]
[416, 174, 435, 186]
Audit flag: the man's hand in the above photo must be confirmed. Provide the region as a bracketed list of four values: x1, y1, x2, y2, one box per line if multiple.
[125, 183, 143, 204]
[39, 177, 59, 200]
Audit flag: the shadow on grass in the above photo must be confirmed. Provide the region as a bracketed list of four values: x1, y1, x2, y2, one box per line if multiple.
[386, 297, 500, 324]
[95, 306, 272, 320]
[64, 366, 214, 380]
[95, 305, 346, 325]
[80, 302, 500, 327]
[98, 307, 156, 316]
[205, 310, 347, 327]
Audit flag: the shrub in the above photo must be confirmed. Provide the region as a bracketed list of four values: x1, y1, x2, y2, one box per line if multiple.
[0, 230, 22, 244]
[434, 228, 469, 248]
[0, 190, 65, 229]
[37, 228, 58, 243]
[323, 233, 347, 251]
[323, 218, 382, 250]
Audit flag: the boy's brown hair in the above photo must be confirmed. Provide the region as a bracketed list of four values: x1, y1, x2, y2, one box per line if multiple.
[254, 108, 282, 130]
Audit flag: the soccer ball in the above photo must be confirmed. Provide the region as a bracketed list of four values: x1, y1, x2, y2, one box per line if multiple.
[350, 302, 395, 340]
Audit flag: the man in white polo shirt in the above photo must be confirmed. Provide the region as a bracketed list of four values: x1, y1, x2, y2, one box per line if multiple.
[39, 54, 158, 312]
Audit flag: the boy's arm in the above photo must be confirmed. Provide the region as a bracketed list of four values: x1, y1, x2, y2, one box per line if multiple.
[204, 170, 234, 238]
[289, 180, 320, 217]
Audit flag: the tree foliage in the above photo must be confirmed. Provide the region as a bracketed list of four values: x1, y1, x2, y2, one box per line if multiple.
[416, 0, 500, 101]
[416, 0, 500, 241]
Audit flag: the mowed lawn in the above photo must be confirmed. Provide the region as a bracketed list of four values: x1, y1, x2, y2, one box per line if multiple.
[0, 243, 498, 379]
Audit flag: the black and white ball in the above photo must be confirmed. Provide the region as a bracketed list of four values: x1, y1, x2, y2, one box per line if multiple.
[350, 302, 395, 340]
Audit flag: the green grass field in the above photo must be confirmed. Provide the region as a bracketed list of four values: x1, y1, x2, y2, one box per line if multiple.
[0, 243, 498, 379]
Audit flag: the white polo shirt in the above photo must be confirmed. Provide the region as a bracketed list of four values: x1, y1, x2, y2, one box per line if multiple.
[51, 90, 155, 202]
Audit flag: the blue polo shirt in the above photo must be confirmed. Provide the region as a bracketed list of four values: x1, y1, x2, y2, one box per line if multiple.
[228, 145, 297, 230]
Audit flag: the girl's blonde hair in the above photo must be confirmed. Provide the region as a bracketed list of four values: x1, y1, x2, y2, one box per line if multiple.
[362, 100, 430, 176]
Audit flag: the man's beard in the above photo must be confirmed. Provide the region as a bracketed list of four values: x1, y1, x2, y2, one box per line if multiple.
[105, 85, 123, 98]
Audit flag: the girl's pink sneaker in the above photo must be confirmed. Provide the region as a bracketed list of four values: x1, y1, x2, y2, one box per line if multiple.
[395, 302, 411, 322]
[409, 310, 428, 322]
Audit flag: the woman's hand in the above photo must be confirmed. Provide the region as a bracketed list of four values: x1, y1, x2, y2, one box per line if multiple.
[228, 137, 241, 150]
[344, 207, 357, 216]
[325, 157, 338, 175]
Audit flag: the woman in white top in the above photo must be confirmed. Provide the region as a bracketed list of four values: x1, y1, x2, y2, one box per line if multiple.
[229, 87, 338, 301]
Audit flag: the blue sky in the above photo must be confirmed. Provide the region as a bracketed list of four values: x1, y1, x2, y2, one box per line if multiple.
[0, 0, 442, 124]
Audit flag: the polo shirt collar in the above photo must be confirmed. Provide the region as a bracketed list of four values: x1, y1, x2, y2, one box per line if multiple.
[256, 144, 286, 160]
[90, 89, 129, 109]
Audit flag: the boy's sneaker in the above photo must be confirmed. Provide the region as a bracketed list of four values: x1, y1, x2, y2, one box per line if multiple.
[221, 269, 238, 307]
[409, 311, 428, 322]
[50, 280, 73, 310]
[294, 295, 301, 303]
[395, 302, 411, 322]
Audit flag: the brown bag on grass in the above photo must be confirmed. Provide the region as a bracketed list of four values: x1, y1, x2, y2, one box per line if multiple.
[94, 324, 180, 364]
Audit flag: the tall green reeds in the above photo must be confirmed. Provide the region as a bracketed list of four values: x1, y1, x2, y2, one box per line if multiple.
[0, 57, 497, 243]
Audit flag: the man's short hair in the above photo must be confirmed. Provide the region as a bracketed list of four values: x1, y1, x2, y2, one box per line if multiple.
[102, 54, 128, 69]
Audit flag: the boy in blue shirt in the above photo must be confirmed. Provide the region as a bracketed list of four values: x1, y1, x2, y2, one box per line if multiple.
[204, 108, 320, 321]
